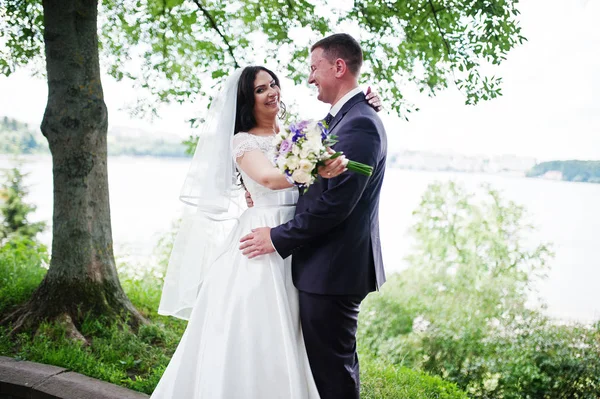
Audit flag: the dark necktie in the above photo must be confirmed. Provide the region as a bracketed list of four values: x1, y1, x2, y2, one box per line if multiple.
[324, 113, 334, 126]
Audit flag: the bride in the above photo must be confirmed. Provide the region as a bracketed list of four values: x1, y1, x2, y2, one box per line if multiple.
[151, 66, 380, 398]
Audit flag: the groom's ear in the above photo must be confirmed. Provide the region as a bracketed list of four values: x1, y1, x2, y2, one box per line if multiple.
[334, 58, 348, 78]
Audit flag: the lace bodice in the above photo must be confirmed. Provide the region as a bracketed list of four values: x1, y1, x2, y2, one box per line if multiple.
[232, 132, 293, 200]
[232, 132, 275, 159]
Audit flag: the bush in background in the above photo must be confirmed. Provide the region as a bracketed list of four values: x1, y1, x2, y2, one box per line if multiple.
[0, 165, 48, 316]
[0, 236, 48, 315]
[0, 166, 46, 242]
[360, 182, 600, 398]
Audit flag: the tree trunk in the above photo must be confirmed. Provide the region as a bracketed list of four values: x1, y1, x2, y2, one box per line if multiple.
[3, 0, 146, 335]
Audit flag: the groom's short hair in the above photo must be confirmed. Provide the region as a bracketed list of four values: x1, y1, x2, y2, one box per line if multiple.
[311, 33, 363, 76]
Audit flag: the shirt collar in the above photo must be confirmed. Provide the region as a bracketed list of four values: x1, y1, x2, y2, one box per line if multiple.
[329, 87, 363, 117]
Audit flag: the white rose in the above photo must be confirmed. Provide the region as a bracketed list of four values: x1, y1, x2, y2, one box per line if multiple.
[292, 144, 301, 156]
[292, 169, 312, 184]
[286, 155, 300, 170]
[318, 151, 331, 161]
[299, 145, 312, 159]
[277, 156, 287, 170]
[306, 132, 321, 144]
[306, 124, 322, 141]
[299, 159, 314, 173]
[302, 139, 322, 158]
[309, 137, 325, 152]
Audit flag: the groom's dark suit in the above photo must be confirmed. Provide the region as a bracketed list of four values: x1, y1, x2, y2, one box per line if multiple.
[271, 91, 387, 398]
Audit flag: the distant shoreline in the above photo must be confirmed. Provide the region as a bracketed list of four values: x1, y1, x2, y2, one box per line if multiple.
[2, 154, 598, 186]
[526, 160, 600, 185]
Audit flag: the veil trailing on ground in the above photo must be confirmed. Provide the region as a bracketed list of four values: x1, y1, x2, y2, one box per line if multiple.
[158, 68, 245, 320]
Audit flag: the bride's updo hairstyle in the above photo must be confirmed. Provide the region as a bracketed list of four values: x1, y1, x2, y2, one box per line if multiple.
[234, 66, 286, 134]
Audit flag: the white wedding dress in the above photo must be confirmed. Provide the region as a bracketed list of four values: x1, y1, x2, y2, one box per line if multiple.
[151, 133, 320, 399]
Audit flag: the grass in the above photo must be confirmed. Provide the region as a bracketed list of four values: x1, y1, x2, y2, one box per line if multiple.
[0, 237, 466, 398]
[0, 236, 48, 315]
[361, 356, 467, 399]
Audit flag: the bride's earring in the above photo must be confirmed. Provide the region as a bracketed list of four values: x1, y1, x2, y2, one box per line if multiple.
[278, 101, 287, 120]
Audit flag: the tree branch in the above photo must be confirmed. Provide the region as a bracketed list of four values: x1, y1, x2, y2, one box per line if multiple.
[191, 0, 240, 68]
[427, 0, 451, 59]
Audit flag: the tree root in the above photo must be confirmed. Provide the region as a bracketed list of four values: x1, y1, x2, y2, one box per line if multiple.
[1, 280, 148, 339]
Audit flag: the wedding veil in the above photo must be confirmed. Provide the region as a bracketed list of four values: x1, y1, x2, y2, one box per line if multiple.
[158, 68, 245, 320]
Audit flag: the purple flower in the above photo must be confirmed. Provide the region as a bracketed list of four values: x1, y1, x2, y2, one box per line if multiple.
[296, 120, 310, 131]
[318, 122, 329, 135]
[292, 132, 304, 142]
[288, 123, 300, 135]
[280, 139, 292, 154]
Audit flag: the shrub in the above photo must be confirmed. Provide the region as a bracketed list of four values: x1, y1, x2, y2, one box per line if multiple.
[0, 166, 46, 242]
[0, 229, 467, 397]
[359, 182, 600, 398]
[0, 235, 48, 315]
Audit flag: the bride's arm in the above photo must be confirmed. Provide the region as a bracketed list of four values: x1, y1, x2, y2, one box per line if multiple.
[236, 150, 293, 190]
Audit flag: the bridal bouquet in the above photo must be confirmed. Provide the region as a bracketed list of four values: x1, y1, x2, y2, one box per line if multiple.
[273, 119, 373, 192]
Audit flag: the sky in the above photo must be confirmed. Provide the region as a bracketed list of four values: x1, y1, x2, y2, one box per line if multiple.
[0, 0, 598, 161]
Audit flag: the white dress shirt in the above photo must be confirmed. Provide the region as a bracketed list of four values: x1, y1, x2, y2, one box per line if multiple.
[329, 87, 364, 117]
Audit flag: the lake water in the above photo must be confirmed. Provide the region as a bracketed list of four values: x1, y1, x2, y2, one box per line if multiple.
[2, 155, 599, 323]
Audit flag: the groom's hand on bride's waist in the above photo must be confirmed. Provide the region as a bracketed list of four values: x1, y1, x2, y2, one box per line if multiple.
[240, 227, 275, 259]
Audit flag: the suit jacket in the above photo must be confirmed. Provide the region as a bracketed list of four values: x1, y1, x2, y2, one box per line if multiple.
[271, 92, 387, 297]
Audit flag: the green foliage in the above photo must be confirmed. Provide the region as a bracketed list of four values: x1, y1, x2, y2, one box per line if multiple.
[99, 0, 329, 117]
[182, 135, 200, 156]
[360, 181, 600, 398]
[0, 238, 186, 394]
[0, 164, 48, 316]
[409, 312, 600, 398]
[1, 316, 186, 394]
[118, 263, 167, 319]
[487, 317, 600, 398]
[0, 1, 44, 76]
[0, 166, 46, 241]
[0, 316, 467, 396]
[98, 0, 525, 119]
[361, 355, 467, 399]
[405, 181, 551, 325]
[2, 1, 525, 119]
[0, 235, 48, 315]
[527, 160, 600, 184]
[0, 235, 467, 397]
[0, 117, 48, 154]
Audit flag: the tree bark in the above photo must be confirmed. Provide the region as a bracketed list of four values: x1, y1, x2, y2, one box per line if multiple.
[3, 0, 145, 334]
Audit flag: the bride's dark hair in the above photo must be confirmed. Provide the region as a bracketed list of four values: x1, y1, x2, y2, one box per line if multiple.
[234, 66, 286, 135]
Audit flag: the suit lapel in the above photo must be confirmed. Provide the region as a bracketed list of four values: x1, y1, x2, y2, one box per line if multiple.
[328, 92, 366, 134]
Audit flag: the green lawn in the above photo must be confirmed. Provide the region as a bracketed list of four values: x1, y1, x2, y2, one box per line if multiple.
[0, 237, 466, 398]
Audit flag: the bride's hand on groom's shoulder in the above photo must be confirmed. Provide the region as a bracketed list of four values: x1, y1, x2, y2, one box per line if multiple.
[366, 86, 383, 112]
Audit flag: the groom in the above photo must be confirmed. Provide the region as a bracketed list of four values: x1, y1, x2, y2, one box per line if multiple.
[240, 33, 387, 398]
